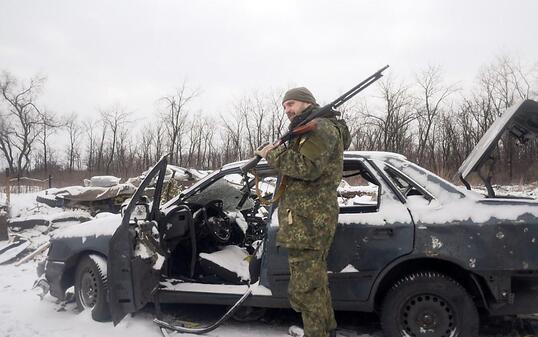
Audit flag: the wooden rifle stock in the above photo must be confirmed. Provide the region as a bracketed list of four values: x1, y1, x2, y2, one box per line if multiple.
[290, 120, 318, 137]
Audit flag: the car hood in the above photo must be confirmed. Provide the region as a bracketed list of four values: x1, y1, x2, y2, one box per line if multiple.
[51, 213, 122, 240]
[458, 99, 538, 180]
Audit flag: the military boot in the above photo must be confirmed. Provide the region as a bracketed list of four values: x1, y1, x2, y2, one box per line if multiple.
[288, 325, 304, 337]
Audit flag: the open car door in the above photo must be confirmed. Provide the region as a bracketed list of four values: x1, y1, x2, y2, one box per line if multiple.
[108, 156, 168, 325]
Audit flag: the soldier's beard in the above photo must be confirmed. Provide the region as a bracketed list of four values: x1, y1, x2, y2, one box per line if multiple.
[288, 106, 315, 130]
[286, 111, 297, 121]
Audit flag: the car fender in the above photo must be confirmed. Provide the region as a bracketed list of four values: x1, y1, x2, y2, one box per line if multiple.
[368, 252, 487, 310]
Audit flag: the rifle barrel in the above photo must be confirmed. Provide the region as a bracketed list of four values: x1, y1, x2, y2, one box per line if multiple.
[239, 64, 389, 173]
[332, 65, 389, 109]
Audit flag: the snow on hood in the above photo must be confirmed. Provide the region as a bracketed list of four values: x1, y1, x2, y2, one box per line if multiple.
[406, 194, 538, 225]
[375, 158, 538, 224]
[52, 214, 122, 239]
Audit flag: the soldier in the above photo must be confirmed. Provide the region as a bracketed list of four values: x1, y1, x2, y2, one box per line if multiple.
[256, 87, 351, 337]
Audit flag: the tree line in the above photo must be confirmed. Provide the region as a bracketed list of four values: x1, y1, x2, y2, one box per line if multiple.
[0, 55, 537, 187]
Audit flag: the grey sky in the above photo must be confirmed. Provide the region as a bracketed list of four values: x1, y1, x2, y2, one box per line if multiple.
[1, 0, 537, 121]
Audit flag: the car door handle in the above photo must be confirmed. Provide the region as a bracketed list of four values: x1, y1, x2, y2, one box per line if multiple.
[373, 228, 394, 239]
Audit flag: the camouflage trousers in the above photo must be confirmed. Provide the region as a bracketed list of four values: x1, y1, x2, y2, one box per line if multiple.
[288, 248, 337, 337]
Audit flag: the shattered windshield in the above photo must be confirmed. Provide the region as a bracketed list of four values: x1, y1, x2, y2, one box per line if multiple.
[185, 173, 255, 211]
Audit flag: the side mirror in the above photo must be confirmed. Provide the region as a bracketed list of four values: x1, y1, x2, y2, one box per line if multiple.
[122, 203, 150, 224]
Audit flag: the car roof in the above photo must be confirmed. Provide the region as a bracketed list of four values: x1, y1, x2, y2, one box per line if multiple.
[344, 151, 407, 161]
[221, 151, 407, 171]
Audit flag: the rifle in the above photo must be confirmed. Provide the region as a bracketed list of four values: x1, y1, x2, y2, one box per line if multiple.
[240, 65, 389, 173]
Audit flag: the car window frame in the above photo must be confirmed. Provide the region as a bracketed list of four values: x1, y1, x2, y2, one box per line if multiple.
[380, 162, 436, 202]
[339, 158, 383, 214]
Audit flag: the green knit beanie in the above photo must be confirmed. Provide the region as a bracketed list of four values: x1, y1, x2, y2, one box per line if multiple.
[282, 87, 316, 105]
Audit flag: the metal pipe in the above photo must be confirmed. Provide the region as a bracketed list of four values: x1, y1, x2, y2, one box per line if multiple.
[154, 287, 253, 335]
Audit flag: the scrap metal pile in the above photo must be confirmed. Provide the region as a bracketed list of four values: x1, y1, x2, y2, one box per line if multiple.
[0, 165, 210, 266]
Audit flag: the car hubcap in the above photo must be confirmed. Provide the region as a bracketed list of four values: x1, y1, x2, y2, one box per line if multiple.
[79, 268, 98, 308]
[400, 294, 455, 337]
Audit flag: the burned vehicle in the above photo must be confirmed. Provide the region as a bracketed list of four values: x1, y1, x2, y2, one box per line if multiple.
[38, 99, 538, 337]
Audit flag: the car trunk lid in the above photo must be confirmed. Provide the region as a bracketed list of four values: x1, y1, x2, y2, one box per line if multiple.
[457, 99, 538, 182]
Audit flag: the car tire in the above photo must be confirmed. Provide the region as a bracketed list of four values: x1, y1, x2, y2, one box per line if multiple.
[75, 254, 111, 322]
[380, 271, 479, 337]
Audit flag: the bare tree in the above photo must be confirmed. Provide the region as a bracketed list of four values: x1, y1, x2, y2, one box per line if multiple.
[366, 78, 416, 154]
[159, 82, 198, 165]
[336, 100, 373, 151]
[139, 123, 155, 169]
[36, 108, 62, 172]
[101, 106, 130, 174]
[185, 114, 208, 167]
[82, 118, 98, 174]
[266, 89, 287, 142]
[235, 92, 268, 154]
[470, 55, 535, 181]
[0, 72, 45, 175]
[115, 127, 131, 177]
[65, 113, 82, 172]
[414, 65, 458, 166]
[199, 116, 215, 168]
[94, 117, 108, 173]
[153, 121, 165, 162]
[221, 89, 287, 164]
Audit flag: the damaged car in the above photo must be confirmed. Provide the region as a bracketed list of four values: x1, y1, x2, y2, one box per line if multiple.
[37, 99, 538, 337]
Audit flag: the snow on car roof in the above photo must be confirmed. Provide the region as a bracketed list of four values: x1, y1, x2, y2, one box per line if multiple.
[345, 151, 407, 161]
[220, 151, 406, 171]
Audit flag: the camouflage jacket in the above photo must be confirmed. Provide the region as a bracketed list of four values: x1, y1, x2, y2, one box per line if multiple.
[266, 107, 351, 250]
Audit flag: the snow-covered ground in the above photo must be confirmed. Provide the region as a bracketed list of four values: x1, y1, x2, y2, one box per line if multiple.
[0, 192, 375, 337]
[1, 188, 538, 337]
[0, 259, 377, 337]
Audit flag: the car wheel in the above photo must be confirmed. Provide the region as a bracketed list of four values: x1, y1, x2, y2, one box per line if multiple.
[380, 271, 479, 337]
[75, 254, 111, 322]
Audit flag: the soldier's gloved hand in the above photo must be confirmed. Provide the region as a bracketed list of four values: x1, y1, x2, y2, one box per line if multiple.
[255, 142, 277, 158]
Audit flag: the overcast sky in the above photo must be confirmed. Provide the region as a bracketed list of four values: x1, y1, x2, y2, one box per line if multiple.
[1, 0, 537, 121]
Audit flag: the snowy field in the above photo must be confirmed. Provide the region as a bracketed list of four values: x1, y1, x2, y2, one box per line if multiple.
[1, 188, 538, 337]
[0, 260, 376, 337]
[0, 192, 374, 337]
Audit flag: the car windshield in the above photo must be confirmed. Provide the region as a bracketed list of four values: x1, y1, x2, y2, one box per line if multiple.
[183, 172, 277, 212]
[184, 173, 250, 211]
[161, 170, 221, 209]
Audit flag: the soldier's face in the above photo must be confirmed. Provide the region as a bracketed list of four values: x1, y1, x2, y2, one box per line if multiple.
[283, 100, 311, 121]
